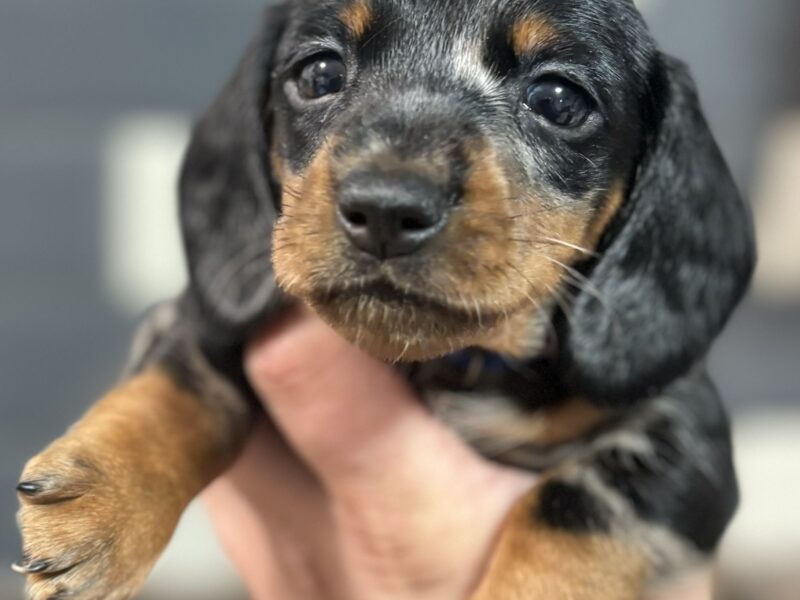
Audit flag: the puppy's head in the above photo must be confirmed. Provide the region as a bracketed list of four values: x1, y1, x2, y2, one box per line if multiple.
[181, 0, 755, 400]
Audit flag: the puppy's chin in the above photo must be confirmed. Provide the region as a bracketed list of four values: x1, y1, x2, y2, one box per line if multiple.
[307, 294, 497, 362]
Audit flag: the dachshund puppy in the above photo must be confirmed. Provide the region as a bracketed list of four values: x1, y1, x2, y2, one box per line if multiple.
[15, 0, 755, 598]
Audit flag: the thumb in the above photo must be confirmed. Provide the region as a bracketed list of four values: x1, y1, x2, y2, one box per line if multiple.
[245, 308, 536, 501]
[245, 309, 534, 598]
[244, 308, 476, 485]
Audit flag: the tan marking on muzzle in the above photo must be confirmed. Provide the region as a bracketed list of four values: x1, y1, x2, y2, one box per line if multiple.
[272, 142, 344, 299]
[270, 135, 621, 363]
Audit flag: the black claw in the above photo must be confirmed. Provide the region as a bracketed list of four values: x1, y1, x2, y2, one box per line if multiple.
[16, 482, 43, 496]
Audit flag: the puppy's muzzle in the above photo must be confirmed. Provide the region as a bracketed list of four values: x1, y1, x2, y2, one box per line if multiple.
[336, 171, 449, 259]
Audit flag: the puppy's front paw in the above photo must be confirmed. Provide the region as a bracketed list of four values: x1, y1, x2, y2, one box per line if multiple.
[15, 437, 180, 600]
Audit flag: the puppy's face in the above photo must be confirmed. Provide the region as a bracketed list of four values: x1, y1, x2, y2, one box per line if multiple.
[269, 0, 655, 361]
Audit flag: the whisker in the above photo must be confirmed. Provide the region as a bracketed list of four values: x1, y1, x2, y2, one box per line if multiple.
[538, 236, 600, 258]
[542, 255, 607, 305]
[361, 16, 402, 50]
[574, 151, 599, 169]
[536, 255, 618, 332]
[548, 283, 578, 332]
[502, 262, 544, 312]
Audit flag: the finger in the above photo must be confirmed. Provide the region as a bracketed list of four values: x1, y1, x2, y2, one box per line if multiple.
[245, 309, 421, 474]
[204, 418, 324, 531]
[245, 311, 535, 597]
[203, 421, 291, 599]
[245, 309, 527, 489]
[647, 570, 714, 600]
[203, 419, 339, 598]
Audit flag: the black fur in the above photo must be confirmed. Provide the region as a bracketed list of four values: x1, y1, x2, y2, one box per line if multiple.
[592, 373, 739, 553]
[537, 480, 612, 533]
[559, 54, 756, 404]
[179, 4, 289, 346]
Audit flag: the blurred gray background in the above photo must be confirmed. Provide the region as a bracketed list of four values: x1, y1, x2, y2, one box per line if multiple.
[1, 1, 798, 598]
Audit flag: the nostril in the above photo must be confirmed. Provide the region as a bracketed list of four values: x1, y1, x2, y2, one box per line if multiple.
[400, 216, 430, 232]
[344, 210, 368, 227]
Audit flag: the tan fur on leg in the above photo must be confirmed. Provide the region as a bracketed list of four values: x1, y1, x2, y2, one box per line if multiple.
[16, 369, 244, 600]
[471, 487, 648, 600]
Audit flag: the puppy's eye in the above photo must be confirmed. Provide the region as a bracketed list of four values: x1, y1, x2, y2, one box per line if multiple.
[525, 77, 594, 128]
[296, 55, 346, 100]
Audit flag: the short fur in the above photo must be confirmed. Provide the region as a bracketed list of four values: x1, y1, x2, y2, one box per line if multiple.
[16, 1, 754, 598]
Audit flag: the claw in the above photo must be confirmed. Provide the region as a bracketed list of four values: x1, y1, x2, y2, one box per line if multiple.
[16, 482, 43, 496]
[11, 559, 50, 574]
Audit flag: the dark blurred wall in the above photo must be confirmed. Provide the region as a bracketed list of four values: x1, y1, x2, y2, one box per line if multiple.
[645, 0, 800, 189]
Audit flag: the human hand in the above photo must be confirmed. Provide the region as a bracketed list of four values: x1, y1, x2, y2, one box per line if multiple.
[203, 309, 713, 600]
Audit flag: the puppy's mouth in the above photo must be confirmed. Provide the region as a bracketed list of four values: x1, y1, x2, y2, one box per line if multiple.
[305, 277, 507, 361]
[312, 279, 500, 324]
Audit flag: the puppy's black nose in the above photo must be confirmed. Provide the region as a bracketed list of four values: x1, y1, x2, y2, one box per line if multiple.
[337, 172, 447, 259]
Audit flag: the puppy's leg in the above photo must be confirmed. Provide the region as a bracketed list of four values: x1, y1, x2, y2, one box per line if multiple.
[472, 374, 737, 599]
[472, 488, 648, 600]
[16, 302, 254, 600]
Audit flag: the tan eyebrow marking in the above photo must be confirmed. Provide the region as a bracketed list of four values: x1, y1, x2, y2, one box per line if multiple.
[510, 16, 558, 55]
[340, 0, 373, 41]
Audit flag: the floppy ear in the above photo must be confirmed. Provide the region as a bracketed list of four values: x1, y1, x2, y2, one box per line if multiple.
[559, 54, 756, 404]
[179, 4, 289, 344]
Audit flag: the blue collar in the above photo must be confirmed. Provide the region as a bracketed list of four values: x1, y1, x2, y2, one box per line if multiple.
[440, 349, 512, 387]
[404, 348, 551, 395]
